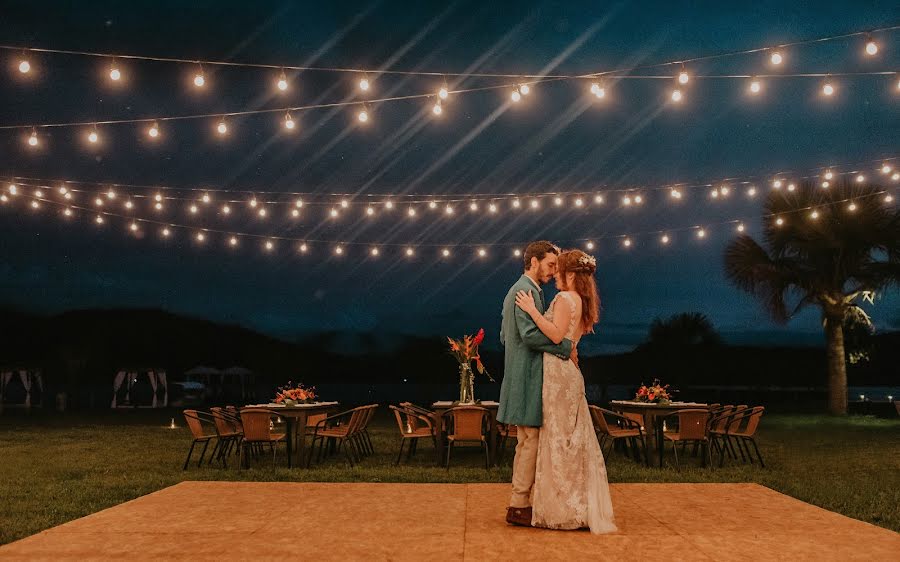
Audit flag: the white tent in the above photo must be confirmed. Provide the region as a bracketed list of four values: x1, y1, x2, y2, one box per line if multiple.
[111, 368, 168, 408]
[0, 368, 43, 410]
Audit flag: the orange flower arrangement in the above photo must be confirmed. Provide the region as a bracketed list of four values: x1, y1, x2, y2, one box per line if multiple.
[274, 382, 317, 404]
[447, 328, 494, 381]
[635, 379, 673, 403]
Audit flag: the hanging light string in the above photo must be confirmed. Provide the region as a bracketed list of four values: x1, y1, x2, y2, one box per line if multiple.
[5, 156, 897, 207]
[2, 24, 898, 79]
[5, 175, 896, 252]
[4, 25, 900, 131]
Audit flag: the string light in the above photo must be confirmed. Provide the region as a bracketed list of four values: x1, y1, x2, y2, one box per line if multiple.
[661, 234, 670, 244]
[202, 193, 211, 204]
[881, 164, 892, 174]
[469, 201, 479, 212]
[513, 249, 522, 257]
[161, 227, 170, 237]
[857, 174, 865, 183]
[530, 199, 540, 209]
[787, 183, 796, 192]
[736, 223, 745, 232]
[196, 232, 205, 242]
[27, 130, 38, 147]
[747, 187, 757, 197]
[155, 202, 163, 211]
[594, 195, 604, 205]
[407, 207, 416, 217]
[886, 194, 895, 203]
[230, 236, 238, 246]
[623, 238, 632, 248]
[678, 68, 690, 85]
[34, 189, 43, 198]
[623, 195, 632, 206]
[95, 215, 104, 224]
[8, 185, 17, 195]
[488, 203, 497, 214]
[438, 85, 449, 99]
[249, 197, 258, 208]
[697, 228, 707, 238]
[0, 195, 7, 203]
[63, 207, 71, 216]
[822, 78, 835, 96]
[892, 173, 900, 181]
[299, 243, 308, 253]
[848, 202, 857, 212]
[193, 64, 205, 88]
[770, 50, 784, 65]
[148, 122, 159, 138]
[109, 64, 121, 81]
[442, 248, 451, 258]
[384, 201, 394, 210]
[520, 84, 531, 95]
[477, 248, 487, 258]
[94, 197, 103, 206]
[671, 88, 683, 102]
[358, 107, 369, 122]
[155, 193, 163, 202]
[129, 222, 138, 232]
[405, 247, 415, 257]
[824, 170, 834, 180]
[589, 82, 606, 99]
[585, 241, 595, 250]
[749, 77, 762, 94]
[292, 208, 301, 218]
[773, 179, 783, 189]
[277, 70, 288, 92]
[775, 217, 785, 226]
[222, 204, 230, 215]
[510, 88, 522, 102]
[125, 200, 133, 209]
[189, 204, 198, 214]
[444, 205, 454, 215]
[265, 240, 274, 251]
[512, 198, 521, 209]
[432, 99, 442, 116]
[30, 200, 39, 209]
[283, 112, 296, 130]
[554, 197, 563, 206]
[371, 247, 379, 257]
[87, 128, 99, 144]
[366, 206, 375, 216]
[821, 181, 830, 188]
[634, 195, 643, 204]
[865, 36, 878, 56]
[18, 59, 30, 73]
[359, 76, 370, 91]
[216, 120, 228, 135]
[810, 210, 819, 219]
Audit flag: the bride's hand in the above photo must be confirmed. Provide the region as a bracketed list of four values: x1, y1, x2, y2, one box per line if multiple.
[515, 290, 539, 316]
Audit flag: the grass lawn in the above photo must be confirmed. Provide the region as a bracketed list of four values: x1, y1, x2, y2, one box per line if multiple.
[1, 409, 898, 545]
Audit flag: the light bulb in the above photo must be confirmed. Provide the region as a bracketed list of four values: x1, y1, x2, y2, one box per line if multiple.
[194, 73, 205, 88]
[358, 110, 369, 122]
[95, 197, 103, 206]
[230, 237, 238, 246]
[148, 123, 159, 138]
[340, 199, 349, 209]
[155, 202, 163, 211]
[107, 189, 116, 199]
[292, 209, 301, 218]
[359, 77, 370, 91]
[821, 181, 830, 189]
[371, 248, 379, 256]
[406, 248, 415, 257]
[88, 131, 99, 143]
[384, 201, 394, 210]
[697, 229, 706, 238]
[530, 199, 539, 209]
[28, 131, 38, 146]
[222, 205, 231, 215]
[590, 83, 600, 95]
[109, 67, 121, 81]
[857, 174, 865, 183]
[58, 186, 67, 195]
[258, 208, 267, 217]
[513, 249, 522, 257]
[749, 79, 761, 94]
[196, 232, 205, 242]
[585, 241, 595, 250]
[886, 194, 895, 203]
[95, 216, 104, 224]
[623, 196, 632, 206]
[478, 248, 487, 257]
[162, 227, 170, 237]
[34, 189, 43, 198]
[512, 199, 521, 209]
[865, 40, 878, 56]
[823, 82, 834, 96]
[130, 222, 138, 232]
[787, 183, 796, 192]
[8, 185, 17, 195]
[520, 84, 530, 95]
[773, 180, 783, 189]
[488, 204, 497, 213]
[634, 195, 643, 204]
[277, 72, 288, 91]
[720, 186, 730, 196]
[125, 200, 133, 209]
[881, 164, 892, 174]
[737, 224, 745, 232]
[300, 243, 309, 253]
[408, 207, 417, 217]
[594, 195, 604, 204]
[444, 205, 454, 215]
[428, 201, 437, 210]
[432, 102, 442, 116]
[848, 202, 857, 212]
[217, 121, 227, 135]
[265, 241, 274, 251]
[810, 210, 819, 219]
[190, 204, 198, 214]
[249, 198, 258, 208]
[64, 192, 72, 200]
[770, 51, 783, 65]
[678, 71, 689, 85]
[824, 170, 833, 180]
[470, 202, 479, 211]
[366, 207, 375, 216]
[554, 197, 563, 206]
[892, 173, 900, 181]
[775, 217, 784, 226]
[284, 115, 295, 130]
[18, 60, 30, 73]
[31, 200, 39, 209]
[62, 207, 70, 215]
[155, 193, 163, 202]
[442, 249, 451, 258]
[439, 87, 449, 99]
[710, 189, 719, 199]
[661, 235, 669, 244]
[574, 198, 584, 207]
[511, 89, 521, 102]
[330, 208, 339, 218]
[623, 238, 632, 247]
[294, 199, 304, 208]
[671, 89, 683, 102]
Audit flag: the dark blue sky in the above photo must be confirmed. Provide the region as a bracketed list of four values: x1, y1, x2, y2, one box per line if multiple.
[1, 1, 898, 354]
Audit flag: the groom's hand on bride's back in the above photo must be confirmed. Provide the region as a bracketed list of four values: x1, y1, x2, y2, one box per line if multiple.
[570, 346, 579, 367]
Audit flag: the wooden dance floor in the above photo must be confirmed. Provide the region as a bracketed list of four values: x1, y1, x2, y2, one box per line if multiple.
[1, 482, 897, 560]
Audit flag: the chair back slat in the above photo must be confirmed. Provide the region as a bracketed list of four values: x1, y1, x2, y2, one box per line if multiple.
[447, 407, 487, 441]
[240, 408, 274, 441]
[182, 410, 208, 439]
[209, 407, 234, 435]
[588, 405, 611, 435]
[675, 409, 710, 440]
[743, 407, 765, 435]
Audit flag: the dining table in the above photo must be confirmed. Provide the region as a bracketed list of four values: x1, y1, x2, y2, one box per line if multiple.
[431, 400, 500, 467]
[246, 401, 340, 468]
[608, 400, 711, 466]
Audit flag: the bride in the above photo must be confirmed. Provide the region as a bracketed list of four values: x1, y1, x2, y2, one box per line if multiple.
[514, 249, 616, 534]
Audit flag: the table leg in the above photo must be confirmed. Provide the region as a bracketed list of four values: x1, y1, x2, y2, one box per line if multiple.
[295, 412, 309, 468]
[487, 414, 498, 466]
[285, 417, 294, 469]
[433, 411, 446, 466]
[657, 416, 664, 468]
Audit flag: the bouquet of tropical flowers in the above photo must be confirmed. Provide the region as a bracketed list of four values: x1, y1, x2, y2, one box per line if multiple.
[447, 328, 494, 382]
[635, 379, 672, 404]
[274, 381, 317, 405]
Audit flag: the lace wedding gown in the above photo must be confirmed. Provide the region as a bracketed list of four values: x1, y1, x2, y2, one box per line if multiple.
[532, 291, 617, 534]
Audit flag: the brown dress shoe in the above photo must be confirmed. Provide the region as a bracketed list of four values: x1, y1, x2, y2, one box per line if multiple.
[506, 506, 533, 527]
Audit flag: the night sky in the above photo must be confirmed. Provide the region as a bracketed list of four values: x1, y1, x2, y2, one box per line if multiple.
[1, 1, 898, 354]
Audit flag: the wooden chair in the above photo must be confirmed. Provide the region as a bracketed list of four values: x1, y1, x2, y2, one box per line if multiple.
[308, 407, 366, 467]
[589, 406, 648, 465]
[181, 410, 220, 470]
[209, 407, 242, 467]
[389, 405, 437, 464]
[708, 405, 749, 462]
[660, 409, 711, 468]
[442, 406, 490, 469]
[238, 408, 286, 469]
[356, 404, 379, 456]
[721, 406, 766, 467]
[495, 422, 518, 463]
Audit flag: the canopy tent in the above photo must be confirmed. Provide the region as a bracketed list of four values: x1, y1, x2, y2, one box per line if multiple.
[0, 368, 43, 410]
[111, 368, 168, 408]
[182, 365, 255, 402]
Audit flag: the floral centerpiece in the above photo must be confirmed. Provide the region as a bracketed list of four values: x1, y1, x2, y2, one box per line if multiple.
[274, 382, 317, 406]
[635, 379, 673, 404]
[448, 328, 494, 404]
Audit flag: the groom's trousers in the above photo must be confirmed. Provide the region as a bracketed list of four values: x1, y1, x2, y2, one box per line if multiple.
[510, 426, 540, 508]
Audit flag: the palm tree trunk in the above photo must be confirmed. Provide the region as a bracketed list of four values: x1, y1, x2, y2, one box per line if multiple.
[824, 315, 848, 416]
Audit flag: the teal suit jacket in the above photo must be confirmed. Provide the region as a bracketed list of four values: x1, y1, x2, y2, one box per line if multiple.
[497, 274, 573, 427]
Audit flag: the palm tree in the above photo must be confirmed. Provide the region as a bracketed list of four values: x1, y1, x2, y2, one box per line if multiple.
[724, 177, 900, 415]
[645, 312, 723, 348]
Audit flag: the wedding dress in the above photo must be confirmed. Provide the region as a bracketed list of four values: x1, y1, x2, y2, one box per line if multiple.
[531, 291, 617, 534]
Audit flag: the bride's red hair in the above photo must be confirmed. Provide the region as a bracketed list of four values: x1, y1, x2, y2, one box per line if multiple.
[558, 249, 601, 334]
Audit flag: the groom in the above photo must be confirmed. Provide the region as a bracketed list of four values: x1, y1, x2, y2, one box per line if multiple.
[498, 240, 576, 527]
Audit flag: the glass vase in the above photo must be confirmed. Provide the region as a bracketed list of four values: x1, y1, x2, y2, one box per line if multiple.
[458, 364, 475, 404]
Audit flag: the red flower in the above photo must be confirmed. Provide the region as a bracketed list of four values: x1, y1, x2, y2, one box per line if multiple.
[648, 394, 655, 400]
[473, 328, 485, 347]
